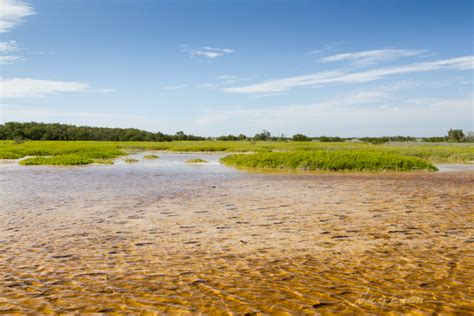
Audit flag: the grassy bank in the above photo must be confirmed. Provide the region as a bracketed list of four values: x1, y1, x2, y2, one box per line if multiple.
[1, 140, 472, 167]
[186, 158, 209, 163]
[220, 151, 438, 172]
[1, 141, 126, 165]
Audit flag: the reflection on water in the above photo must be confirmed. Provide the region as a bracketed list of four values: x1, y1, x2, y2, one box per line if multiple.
[0, 153, 473, 314]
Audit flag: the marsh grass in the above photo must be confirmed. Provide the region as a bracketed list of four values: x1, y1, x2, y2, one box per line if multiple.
[19, 155, 94, 166]
[93, 158, 115, 164]
[220, 151, 438, 172]
[186, 158, 208, 163]
[0, 141, 125, 160]
[124, 158, 139, 163]
[143, 154, 160, 159]
[1, 140, 473, 166]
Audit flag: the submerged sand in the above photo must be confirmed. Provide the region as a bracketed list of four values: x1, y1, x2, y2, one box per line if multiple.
[0, 154, 473, 314]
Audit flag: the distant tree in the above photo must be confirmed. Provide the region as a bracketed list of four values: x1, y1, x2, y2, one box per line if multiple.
[465, 131, 474, 143]
[275, 133, 288, 141]
[0, 122, 204, 142]
[174, 131, 186, 140]
[254, 130, 271, 141]
[237, 134, 247, 140]
[292, 134, 311, 142]
[422, 136, 448, 142]
[447, 129, 465, 142]
[318, 136, 344, 142]
[217, 134, 238, 141]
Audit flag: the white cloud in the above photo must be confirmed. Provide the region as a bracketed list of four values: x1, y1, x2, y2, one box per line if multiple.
[0, 0, 36, 33]
[0, 105, 155, 128]
[1, 104, 179, 133]
[183, 46, 234, 59]
[305, 43, 341, 56]
[0, 40, 17, 52]
[196, 91, 386, 127]
[195, 94, 473, 137]
[320, 49, 426, 65]
[198, 75, 256, 89]
[90, 88, 117, 93]
[224, 56, 474, 94]
[0, 78, 89, 98]
[252, 92, 288, 98]
[0, 40, 21, 64]
[0, 55, 20, 63]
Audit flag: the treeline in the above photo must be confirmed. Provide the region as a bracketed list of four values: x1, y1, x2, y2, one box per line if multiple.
[0, 122, 471, 143]
[0, 122, 204, 142]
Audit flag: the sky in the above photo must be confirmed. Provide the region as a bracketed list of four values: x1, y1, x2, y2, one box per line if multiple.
[0, 0, 473, 137]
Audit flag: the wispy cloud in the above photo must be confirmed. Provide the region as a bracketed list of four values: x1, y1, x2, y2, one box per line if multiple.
[197, 90, 390, 127]
[320, 49, 426, 65]
[0, 40, 17, 52]
[305, 42, 342, 56]
[0, 55, 21, 64]
[195, 94, 472, 137]
[0, 78, 89, 98]
[0, 40, 21, 64]
[224, 56, 474, 94]
[181, 46, 234, 59]
[252, 92, 288, 98]
[0, 0, 36, 33]
[193, 47, 234, 58]
[0, 105, 153, 128]
[198, 74, 255, 89]
[90, 88, 117, 94]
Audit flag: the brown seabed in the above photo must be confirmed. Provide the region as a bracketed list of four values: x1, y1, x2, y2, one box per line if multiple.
[0, 164, 473, 314]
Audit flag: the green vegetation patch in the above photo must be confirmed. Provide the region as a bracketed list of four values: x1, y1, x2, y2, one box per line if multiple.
[1, 141, 126, 165]
[186, 158, 209, 163]
[124, 158, 139, 163]
[220, 151, 438, 172]
[20, 154, 94, 166]
[93, 158, 115, 164]
[143, 154, 160, 159]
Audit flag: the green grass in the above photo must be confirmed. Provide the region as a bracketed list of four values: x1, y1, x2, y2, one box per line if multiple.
[220, 151, 438, 172]
[124, 158, 139, 163]
[5, 141, 125, 166]
[19, 155, 94, 166]
[93, 158, 115, 164]
[1, 140, 473, 167]
[186, 158, 209, 163]
[0, 141, 125, 160]
[143, 154, 160, 159]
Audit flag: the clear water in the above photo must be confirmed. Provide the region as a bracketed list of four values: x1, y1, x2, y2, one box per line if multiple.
[0, 153, 472, 314]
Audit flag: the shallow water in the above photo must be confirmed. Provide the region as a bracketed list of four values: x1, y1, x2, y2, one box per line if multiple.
[0, 153, 473, 314]
[435, 163, 474, 172]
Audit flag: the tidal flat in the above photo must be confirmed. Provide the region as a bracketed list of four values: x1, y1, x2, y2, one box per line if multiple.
[0, 153, 473, 314]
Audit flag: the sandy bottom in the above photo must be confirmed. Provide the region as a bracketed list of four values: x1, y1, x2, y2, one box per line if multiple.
[0, 156, 473, 314]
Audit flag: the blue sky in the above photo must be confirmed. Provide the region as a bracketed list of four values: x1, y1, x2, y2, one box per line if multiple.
[0, 0, 472, 136]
